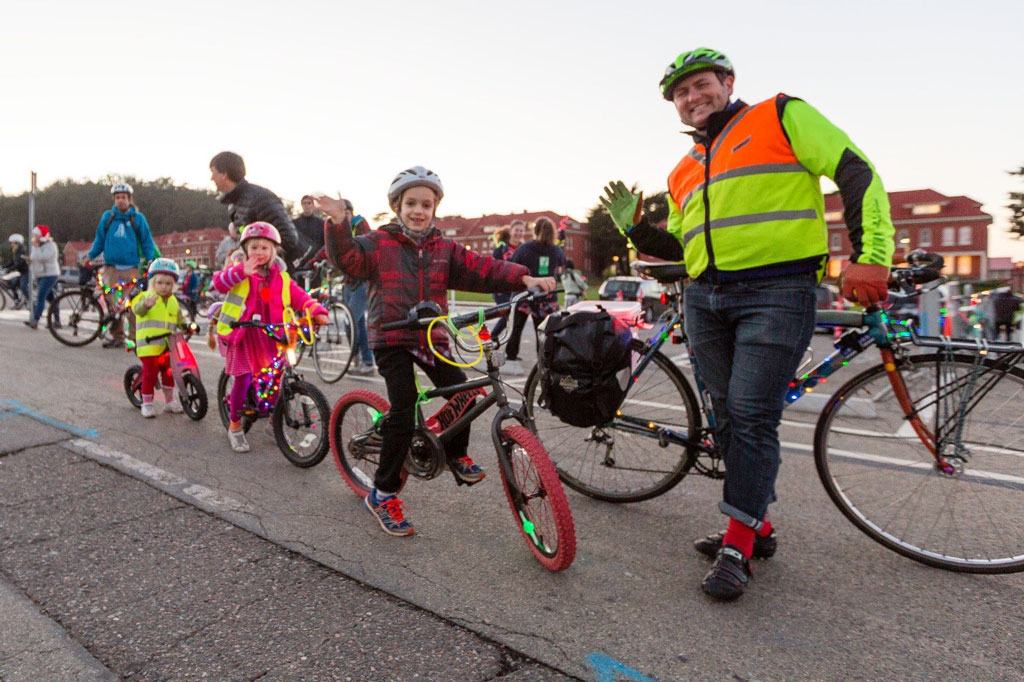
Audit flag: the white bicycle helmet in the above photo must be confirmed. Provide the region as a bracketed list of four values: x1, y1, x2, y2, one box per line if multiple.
[148, 257, 180, 279]
[7, 233, 24, 244]
[111, 182, 134, 195]
[387, 166, 444, 206]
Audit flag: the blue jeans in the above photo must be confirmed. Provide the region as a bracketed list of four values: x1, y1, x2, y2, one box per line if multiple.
[343, 281, 374, 365]
[18, 272, 30, 303]
[684, 274, 816, 526]
[31, 276, 58, 324]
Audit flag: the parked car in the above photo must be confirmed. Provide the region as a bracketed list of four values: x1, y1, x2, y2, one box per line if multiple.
[597, 276, 671, 322]
[52, 266, 81, 296]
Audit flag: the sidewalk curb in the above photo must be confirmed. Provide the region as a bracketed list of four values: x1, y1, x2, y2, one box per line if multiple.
[0, 572, 119, 682]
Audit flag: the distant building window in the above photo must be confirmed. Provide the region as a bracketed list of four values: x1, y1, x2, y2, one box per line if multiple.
[911, 204, 942, 215]
[824, 210, 843, 222]
[830, 234, 841, 251]
[897, 229, 910, 247]
[445, 229, 457, 236]
[958, 226, 971, 245]
[942, 227, 955, 246]
[956, 256, 973, 276]
[482, 226, 495, 233]
[919, 228, 932, 247]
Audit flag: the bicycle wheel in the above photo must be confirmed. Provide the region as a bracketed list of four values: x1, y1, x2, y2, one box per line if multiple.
[273, 379, 331, 467]
[524, 339, 699, 503]
[330, 390, 391, 497]
[123, 365, 143, 408]
[48, 290, 104, 347]
[181, 373, 208, 421]
[815, 352, 1024, 573]
[216, 371, 255, 434]
[498, 425, 576, 571]
[313, 302, 355, 383]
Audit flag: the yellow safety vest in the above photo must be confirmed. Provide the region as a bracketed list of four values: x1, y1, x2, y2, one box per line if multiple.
[217, 272, 293, 338]
[132, 293, 180, 357]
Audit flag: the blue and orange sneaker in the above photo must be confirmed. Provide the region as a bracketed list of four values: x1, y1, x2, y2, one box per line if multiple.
[365, 488, 414, 536]
[450, 456, 486, 486]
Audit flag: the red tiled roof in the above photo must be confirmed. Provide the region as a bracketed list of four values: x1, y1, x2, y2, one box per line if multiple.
[825, 189, 990, 224]
[436, 211, 583, 238]
[153, 227, 230, 246]
[989, 257, 1014, 270]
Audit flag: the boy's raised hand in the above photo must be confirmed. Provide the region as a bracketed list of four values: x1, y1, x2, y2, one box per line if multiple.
[522, 275, 557, 292]
[312, 193, 346, 223]
[143, 292, 158, 309]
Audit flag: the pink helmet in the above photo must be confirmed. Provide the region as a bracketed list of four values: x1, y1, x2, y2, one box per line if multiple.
[239, 221, 281, 246]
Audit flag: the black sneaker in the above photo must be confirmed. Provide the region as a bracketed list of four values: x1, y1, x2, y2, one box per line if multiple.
[694, 529, 777, 559]
[701, 545, 751, 601]
[102, 338, 125, 349]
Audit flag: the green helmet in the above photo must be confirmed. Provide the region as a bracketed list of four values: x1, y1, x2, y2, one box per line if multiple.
[659, 47, 734, 101]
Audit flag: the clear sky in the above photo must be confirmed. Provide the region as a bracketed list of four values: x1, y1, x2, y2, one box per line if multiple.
[2, 0, 1023, 256]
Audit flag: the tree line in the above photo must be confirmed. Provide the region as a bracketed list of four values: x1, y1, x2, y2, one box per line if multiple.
[0, 176, 230, 250]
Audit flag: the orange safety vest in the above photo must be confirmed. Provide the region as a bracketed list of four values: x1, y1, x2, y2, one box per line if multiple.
[667, 95, 828, 279]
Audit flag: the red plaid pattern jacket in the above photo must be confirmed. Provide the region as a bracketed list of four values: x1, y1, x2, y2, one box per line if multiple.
[325, 218, 529, 350]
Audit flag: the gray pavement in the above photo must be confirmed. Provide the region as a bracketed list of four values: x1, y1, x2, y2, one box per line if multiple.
[0, 435, 577, 681]
[3, 311, 1024, 681]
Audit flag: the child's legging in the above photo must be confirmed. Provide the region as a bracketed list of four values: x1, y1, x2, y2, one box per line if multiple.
[228, 373, 253, 424]
[141, 354, 172, 396]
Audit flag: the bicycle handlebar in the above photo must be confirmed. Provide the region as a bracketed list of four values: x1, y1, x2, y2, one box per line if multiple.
[381, 289, 562, 332]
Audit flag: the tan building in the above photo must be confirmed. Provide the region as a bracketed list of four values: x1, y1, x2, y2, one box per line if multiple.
[825, 189, 991, 281]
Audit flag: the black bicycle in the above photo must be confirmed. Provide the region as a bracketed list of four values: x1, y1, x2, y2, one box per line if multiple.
[329, 290, 577, 571]
[216, 314, 331, 467]
[47, 270, 142, 346]
[294, 260, 355, 383]
[525, 252, 1024, 573]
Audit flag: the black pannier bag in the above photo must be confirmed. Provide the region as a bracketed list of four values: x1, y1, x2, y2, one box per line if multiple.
[536, 309, 633, 427]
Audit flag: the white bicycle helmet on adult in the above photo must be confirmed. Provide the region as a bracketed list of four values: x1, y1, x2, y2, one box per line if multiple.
[8, 233, 24, 244]
[387, 166, 444, 207]
[111, 182, 134, 196]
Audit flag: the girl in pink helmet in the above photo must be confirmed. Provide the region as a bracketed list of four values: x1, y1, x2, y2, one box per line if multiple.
[211, 222, 329, 453]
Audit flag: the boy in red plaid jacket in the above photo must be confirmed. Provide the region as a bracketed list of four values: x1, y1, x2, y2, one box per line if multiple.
[318, 166, 555, 536]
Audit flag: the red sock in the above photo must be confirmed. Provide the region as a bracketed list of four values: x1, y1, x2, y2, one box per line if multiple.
[756, 519, 774, 537]
[723, 518, 755, 558]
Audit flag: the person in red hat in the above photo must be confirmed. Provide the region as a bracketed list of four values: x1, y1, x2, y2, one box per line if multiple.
[24, 225, 60, 329]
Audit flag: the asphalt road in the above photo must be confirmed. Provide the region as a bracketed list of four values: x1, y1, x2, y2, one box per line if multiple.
[2, 309, 1024, 681]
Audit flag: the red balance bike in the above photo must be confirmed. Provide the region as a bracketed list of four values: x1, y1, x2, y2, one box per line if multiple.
[124, 324, 209, 420]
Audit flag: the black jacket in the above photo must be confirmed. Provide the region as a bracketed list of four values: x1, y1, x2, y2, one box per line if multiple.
[219, 180, 300, 266]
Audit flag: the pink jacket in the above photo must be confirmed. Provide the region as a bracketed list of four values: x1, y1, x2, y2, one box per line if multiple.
[212, 261, 327, 344]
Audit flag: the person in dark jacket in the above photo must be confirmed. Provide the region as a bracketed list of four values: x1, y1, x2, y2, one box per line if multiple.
[490, 219, 526, 337]
[503, 217, 565, 375]
[993, 289, 1024, 341]
[292, 195, 322, 268]
[318, 166, 555, 538]
[209, 151, 300, 268]
[6, 234, 30, 308]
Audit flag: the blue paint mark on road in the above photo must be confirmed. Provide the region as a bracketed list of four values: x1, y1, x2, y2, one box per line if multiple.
[587, 653, 660, 682]
[0, 400, 99, 438]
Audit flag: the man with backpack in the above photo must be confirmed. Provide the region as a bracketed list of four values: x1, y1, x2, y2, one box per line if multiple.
[82, 182, 158, 348]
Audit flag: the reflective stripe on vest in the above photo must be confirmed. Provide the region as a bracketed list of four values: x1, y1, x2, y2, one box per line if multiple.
[133, 294, 179, 357]
[217, 272, 293, 338]
[666, 95, 828, 279]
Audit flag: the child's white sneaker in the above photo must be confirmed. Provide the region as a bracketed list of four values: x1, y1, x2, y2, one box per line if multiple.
[141, 403, 156, 418]
[165, 396, 184, 413]
[228, 428, 250, 453]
